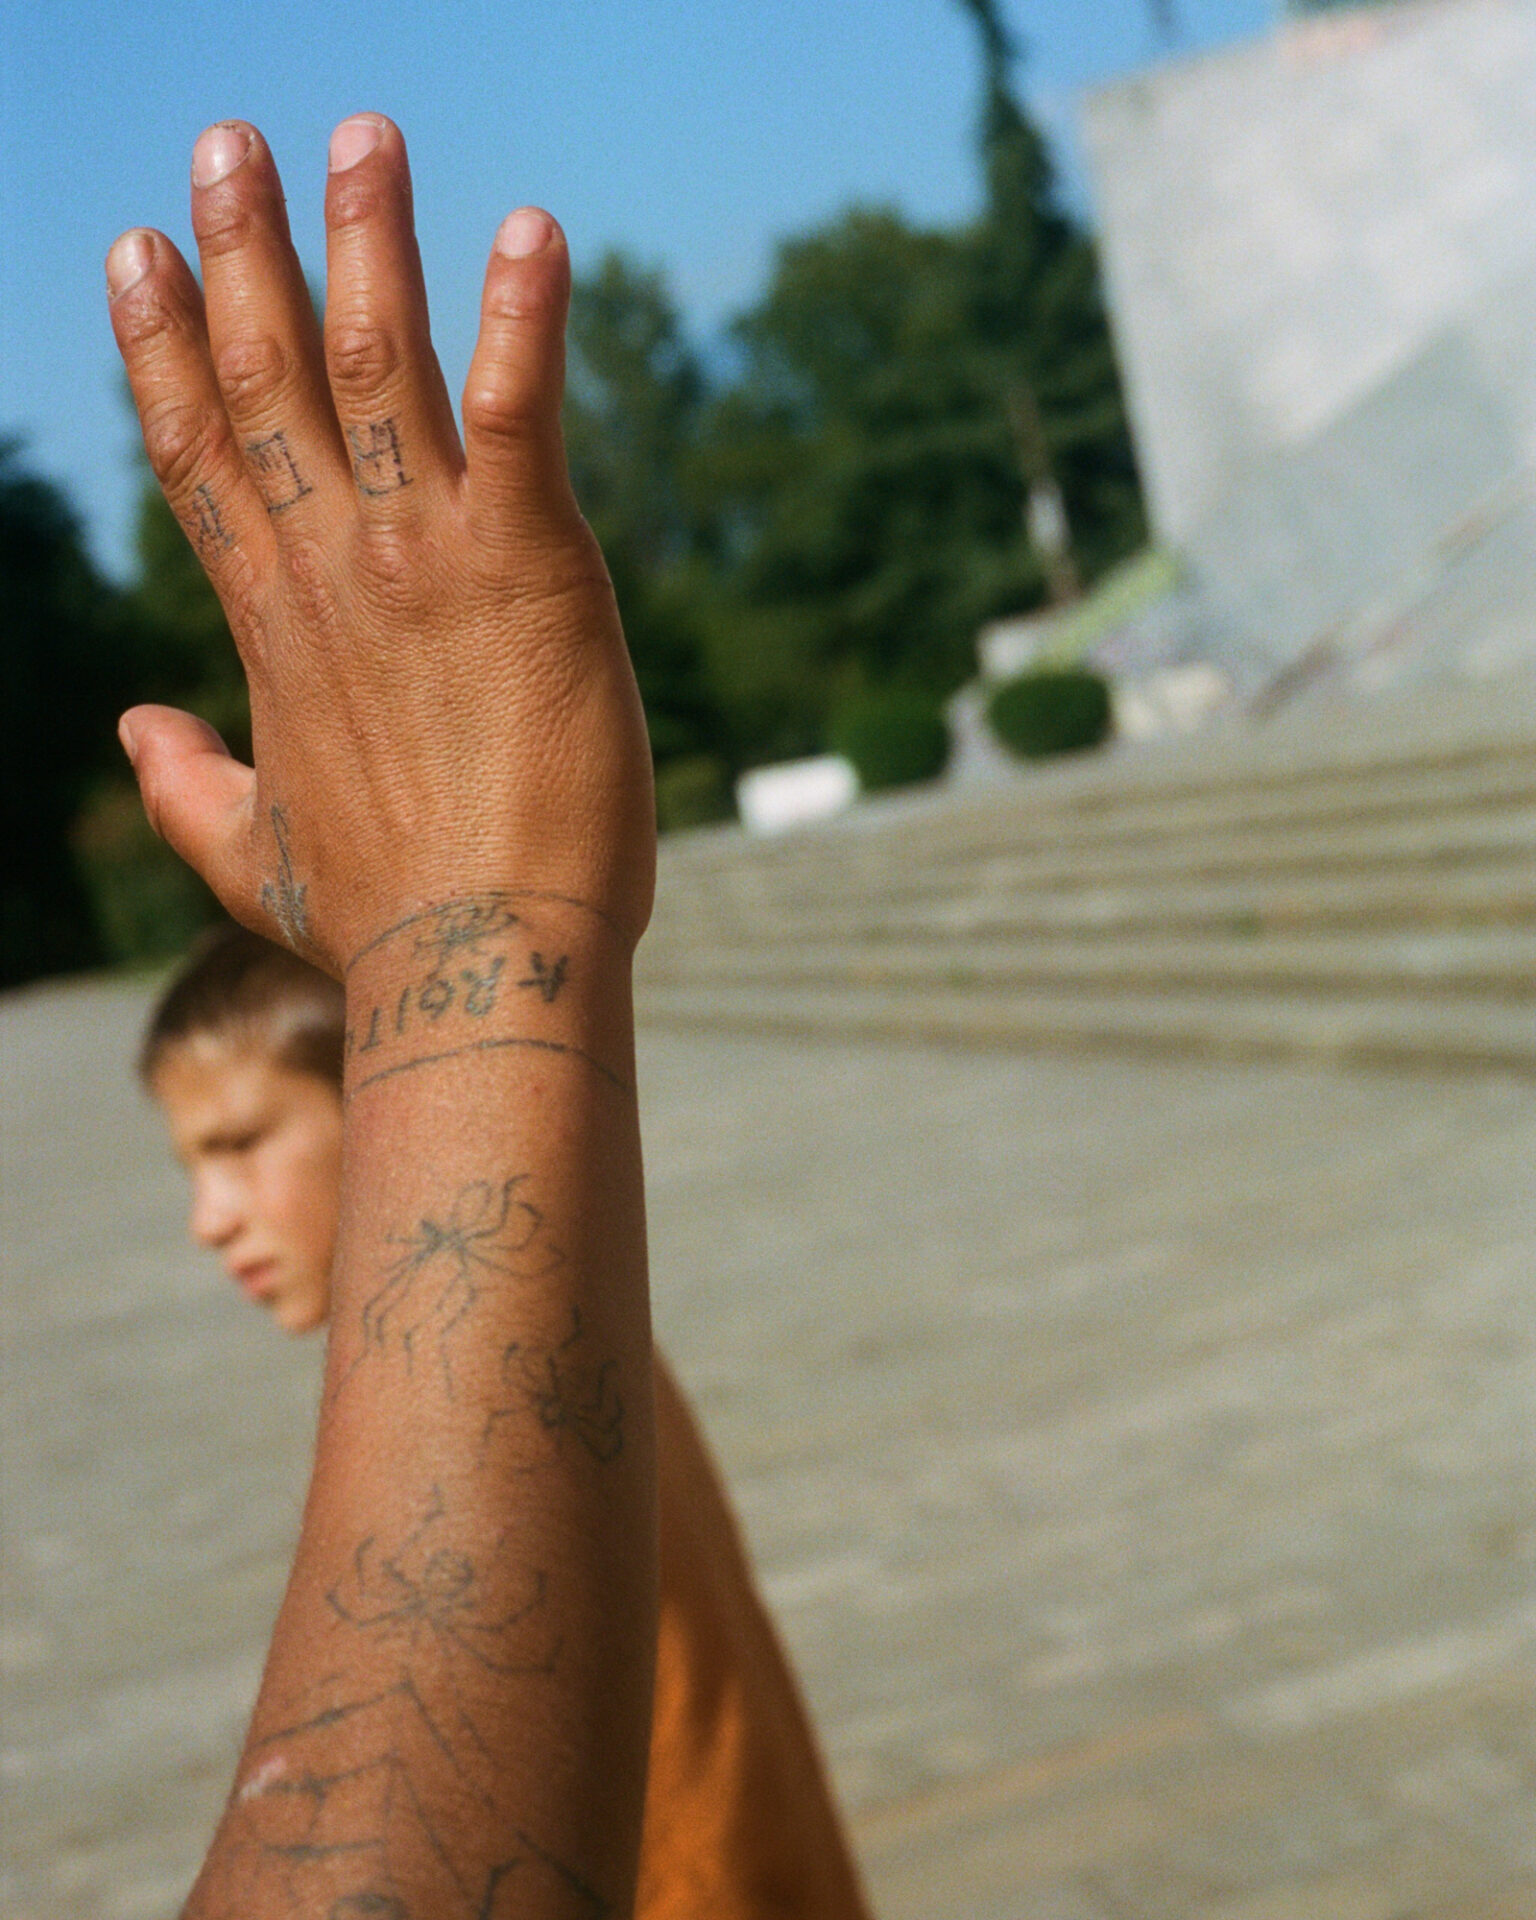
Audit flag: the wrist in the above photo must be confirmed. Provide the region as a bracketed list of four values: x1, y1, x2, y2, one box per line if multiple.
[342, 889, 635, 1104]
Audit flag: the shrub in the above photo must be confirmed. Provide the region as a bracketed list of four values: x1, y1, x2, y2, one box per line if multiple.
[71, 780, 219, 963]
[654, 754, 734, 833]
[828, 690, 949, 792]
[987, 668, 1113, 760]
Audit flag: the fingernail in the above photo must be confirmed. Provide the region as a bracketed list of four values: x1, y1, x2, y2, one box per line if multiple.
[118, 714, 140, 762]
[192, 122, 251, 188]
[330, 115, 383, 173]
[494, 208, 554, 260]
[106, 232, 153, 299]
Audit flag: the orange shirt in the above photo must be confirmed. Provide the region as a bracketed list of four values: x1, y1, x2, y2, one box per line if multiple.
[639, 1359, 872, 1919]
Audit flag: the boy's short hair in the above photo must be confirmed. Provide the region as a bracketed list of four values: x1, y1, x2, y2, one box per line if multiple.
[140, 921, 345, 1090]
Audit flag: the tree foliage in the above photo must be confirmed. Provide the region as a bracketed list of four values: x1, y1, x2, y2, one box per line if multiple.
[560, 2, 1144, 793]
[0, 444, 129, 983]
[13, 5, 1150, 978]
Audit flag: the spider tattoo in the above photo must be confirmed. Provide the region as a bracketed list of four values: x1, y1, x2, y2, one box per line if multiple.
[492, 1307, 625, 1464]
[411, 896, 520, 971]
[326, 1487, 556, 1681]
[359, 1175, 563, 1390]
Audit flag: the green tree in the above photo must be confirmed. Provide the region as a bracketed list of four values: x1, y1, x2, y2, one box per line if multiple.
[126, 460, 249, 756]
[956, 0, 1145, 594]
[0, 444, 136, 984]
[563, 254, 735, 821]
[683, 12, 1144, 756]
[704, 207, 1037, 712]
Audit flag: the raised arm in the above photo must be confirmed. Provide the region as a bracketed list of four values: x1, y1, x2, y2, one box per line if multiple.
[108, 116, 658, 1918]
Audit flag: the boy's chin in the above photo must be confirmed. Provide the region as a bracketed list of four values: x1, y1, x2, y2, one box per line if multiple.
[268, 1293, 330, 1337]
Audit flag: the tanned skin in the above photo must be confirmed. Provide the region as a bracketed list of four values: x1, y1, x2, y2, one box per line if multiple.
[108, 115, 657, 1918]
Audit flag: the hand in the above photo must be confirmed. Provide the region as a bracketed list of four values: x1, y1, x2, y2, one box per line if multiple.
[108, 116, 655, 975]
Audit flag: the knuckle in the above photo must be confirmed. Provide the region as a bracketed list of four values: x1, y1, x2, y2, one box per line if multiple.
[357, 523, 430, 608]
[193, 195, 256, 261]
[214, 333, 294, 416]
[141, 400, 226, 498]
[279, 533, 343, 633]
[327, 322, 400, 397]
[462, 382, 538, 445]
[213, 545, 265, 637]
[113, 280, 182, 353]
[326, 170, 386, 233]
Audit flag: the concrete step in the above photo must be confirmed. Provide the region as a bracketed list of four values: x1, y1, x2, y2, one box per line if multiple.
[635, 979, 1536, 1074]
[662, 745, 1536, 885]
[636, 929, 1536, 1002]
[653, 808, 1536, 926]
[650, 867, 1536, 947]
[643, 672, 1536, 1069]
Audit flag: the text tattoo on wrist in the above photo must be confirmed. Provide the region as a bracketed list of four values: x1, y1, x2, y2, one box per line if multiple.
[343, 895, 630, 1097]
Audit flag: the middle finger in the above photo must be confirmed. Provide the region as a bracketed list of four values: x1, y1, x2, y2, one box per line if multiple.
[191, 121, 351, 525]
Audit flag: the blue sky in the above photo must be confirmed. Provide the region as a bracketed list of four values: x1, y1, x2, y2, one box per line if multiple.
[2, 0, 1272, 579]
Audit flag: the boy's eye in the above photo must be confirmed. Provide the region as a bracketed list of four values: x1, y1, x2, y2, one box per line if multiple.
[210, 1130, 262, 1155]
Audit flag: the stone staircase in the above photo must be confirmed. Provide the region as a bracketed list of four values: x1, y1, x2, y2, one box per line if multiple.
[635, 672, 1536, 1072]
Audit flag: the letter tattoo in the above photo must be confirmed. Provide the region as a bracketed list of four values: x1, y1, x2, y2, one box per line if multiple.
[246, 429, 314, 514]
[348, 418, 412, 496]
[187, 482, 234, 552]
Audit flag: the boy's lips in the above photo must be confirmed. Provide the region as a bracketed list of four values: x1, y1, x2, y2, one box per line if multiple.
[231, 1260, 278, 1299]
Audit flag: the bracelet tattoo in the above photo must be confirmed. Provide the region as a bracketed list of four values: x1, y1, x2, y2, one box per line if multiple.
[344, 893, 630, 1098]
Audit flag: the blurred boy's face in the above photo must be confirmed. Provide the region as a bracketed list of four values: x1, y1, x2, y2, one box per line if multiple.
[150, 1037, 343, 1336]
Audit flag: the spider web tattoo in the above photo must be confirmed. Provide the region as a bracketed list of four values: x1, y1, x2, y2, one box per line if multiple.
[222, 1491, 603, 1917]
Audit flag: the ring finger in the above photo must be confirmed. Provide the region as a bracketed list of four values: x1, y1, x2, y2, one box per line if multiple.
[322, 114, 464, 513]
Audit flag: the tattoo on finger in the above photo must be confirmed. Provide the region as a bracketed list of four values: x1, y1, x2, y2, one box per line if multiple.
[186, 482, 234, 553]
[348, 417, 412, 497]
[246, 429, 314, 514]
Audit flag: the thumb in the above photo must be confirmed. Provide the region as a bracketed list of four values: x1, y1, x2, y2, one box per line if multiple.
[119, 705, 257, 914]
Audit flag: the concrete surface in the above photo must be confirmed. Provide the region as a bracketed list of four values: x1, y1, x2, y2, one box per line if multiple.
[638, 669, 1536, 1076]
[3, 973, 1534, 1917]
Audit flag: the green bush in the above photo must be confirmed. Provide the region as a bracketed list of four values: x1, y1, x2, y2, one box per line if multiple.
[71, 781, 219, 964]
[987, 668, 1113, 761]
[654, 754, 734, 833]
[829, 690, 949, 792]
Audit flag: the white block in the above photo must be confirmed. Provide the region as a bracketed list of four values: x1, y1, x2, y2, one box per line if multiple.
[736, 756, 860, 836]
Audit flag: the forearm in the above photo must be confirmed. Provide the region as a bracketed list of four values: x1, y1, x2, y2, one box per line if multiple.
[185, 894, 655, 1918]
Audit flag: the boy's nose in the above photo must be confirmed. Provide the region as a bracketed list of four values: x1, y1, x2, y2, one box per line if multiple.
[189, 1175, 243, 1247]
